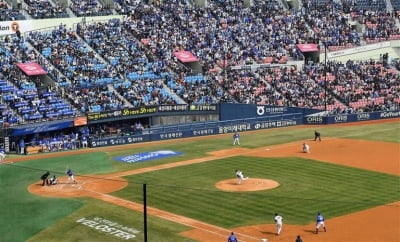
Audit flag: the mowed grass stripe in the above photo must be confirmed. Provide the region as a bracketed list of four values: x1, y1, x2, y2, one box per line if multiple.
[114, 155, 399, 227]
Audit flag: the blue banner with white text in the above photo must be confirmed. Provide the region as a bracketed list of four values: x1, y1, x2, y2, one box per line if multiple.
[303, 110, 400, 124]
[220, 103, 319, 120]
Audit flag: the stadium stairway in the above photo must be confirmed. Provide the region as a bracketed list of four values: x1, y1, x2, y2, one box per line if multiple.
[107, 84, 134, 108]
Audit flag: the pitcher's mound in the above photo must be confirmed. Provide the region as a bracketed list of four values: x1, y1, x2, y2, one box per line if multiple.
[216, 178, 280, 192]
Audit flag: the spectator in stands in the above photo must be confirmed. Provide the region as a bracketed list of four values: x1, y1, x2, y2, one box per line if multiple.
[0, 0, 25, 21]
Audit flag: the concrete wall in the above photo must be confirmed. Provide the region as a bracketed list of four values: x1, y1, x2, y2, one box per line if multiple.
[0, 15, 125, 36]
[320, 41, 400, 63]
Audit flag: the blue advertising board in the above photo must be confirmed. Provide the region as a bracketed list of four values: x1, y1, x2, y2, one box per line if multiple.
[89, 114, 302, 147]
[220, 103, 319, 120]
[303, 110, 400, 124]
[90, 135, 149, 148]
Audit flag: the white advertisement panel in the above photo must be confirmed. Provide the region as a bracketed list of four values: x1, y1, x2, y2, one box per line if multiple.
[0, 20, 33, 36]
[327, 41, 391, 58]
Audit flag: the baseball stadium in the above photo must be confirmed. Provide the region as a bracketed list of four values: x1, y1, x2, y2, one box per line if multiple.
[0, 1, 400, 242]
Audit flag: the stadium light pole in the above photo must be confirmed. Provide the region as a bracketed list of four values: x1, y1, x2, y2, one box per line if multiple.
[143, 183, 148, 242]
[222, 25, 228, 79]
[223, 43, 227, 77]
[324, 42, 327, 113]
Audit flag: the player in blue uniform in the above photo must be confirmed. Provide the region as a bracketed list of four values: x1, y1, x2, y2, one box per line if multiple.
[0, 146, 6, 162]
[66, 169, 77, 184]
[233, 132, 240, 145]
[227, 232, 238, 242]
[315, 212, 327, 234]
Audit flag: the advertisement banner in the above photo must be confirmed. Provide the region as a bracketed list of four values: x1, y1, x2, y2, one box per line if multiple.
[4, 136, 10, 153]
[189, 104, 218, 111]
[158, 104, 188, 112]
[304, 115, 325, 124]
[220, 103, 318, 120]
[327, 41, 391, 58]
[152, 116, 302, 141]
[74, 116, 88, 126]
[87, 106, 157, 122]
[90, 135, 149, 148]
[304, 111, 400, 124]
[84, 114, 303, 147]
[0, 20, 32, 36]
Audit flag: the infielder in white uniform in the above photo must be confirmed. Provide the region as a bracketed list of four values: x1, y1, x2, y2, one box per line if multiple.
[235, 170, 249, 184]
[274, 213, 283, 235]
[303, 143, 310, 153]
[0, 150, 6, 162]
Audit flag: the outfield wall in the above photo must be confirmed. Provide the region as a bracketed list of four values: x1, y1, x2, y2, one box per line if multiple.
[90, 114, 302, 148]
[304, 110, 400, 124]
[4, 104, 399, 152]
[88, 109, 400, 148]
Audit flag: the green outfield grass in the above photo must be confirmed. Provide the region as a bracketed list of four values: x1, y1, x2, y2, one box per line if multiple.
[1, 121, 399, 242]
[113, 156, 399, 228]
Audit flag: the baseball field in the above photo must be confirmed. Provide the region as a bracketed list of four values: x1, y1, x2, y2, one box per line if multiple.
[1, 119, 399, 242]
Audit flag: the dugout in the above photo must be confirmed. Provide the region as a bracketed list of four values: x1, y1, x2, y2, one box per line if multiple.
[296, 43, 320, 63]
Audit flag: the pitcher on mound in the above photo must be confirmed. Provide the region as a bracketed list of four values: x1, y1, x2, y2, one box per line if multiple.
[235, 170, 249, 184]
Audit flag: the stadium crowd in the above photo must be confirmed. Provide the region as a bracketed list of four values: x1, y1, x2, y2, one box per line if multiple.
[24, 0, 68, 19]
[0, 0, 24, 21]
[0, 0, 399, 130]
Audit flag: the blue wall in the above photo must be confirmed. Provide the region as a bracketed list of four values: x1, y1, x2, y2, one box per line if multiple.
[90, 113, 303, 147]
[303, 110, 400, 124]
[219, 103, 319, 120]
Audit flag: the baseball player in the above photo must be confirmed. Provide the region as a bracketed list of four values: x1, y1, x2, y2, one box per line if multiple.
[233, 132, 240, 145]
[303, 143, 310, 153]
[227, 232, 238, 242]
[274, 213, 283, 235]
[314, 130, 321, 142]
[315, 212, 327, 234]
[49, 175, 58, 185]
[235, 170, 249, 184]
[66, 169, 77, 184]
[0, 146, 6, 162]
